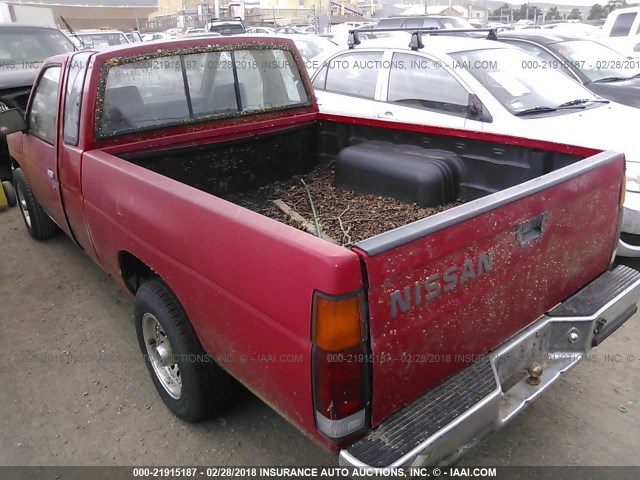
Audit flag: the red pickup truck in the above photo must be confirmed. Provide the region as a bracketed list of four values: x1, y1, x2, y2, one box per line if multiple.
[1, 37, 639, 467]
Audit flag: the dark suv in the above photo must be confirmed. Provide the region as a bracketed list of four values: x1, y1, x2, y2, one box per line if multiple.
[206, 19, 246, 36]
[0, 24, 75, 180]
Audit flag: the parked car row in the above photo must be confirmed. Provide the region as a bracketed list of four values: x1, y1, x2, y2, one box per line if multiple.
[311, 29, 640, 256]
[2, 19, 640, 258]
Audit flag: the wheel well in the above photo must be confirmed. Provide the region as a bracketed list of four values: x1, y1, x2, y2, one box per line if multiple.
[119, 251, 157, 294]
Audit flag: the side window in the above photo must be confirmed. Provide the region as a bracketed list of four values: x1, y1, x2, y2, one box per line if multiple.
[388, 53, 469, 116]
[29, 66, 61, 144]
[421, 19, 440, 29]
[63, 53, 91, 145]
[312, 65, 328, 90]
[324, 52, 383, 99]
[404, 18, 423, 28]
[611, 13, 636, 37]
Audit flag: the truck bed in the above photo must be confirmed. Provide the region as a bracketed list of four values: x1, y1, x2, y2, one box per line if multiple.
[119, 120, 588, 247]
[228, 164, 464, 246]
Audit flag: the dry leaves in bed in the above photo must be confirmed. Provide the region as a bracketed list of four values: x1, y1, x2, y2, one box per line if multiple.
[233, 165, 464, 246]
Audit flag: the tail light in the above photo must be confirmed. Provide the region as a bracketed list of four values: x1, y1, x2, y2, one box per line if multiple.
[312, 290, 369, 439]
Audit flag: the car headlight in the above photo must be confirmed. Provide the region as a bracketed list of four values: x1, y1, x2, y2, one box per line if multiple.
[0, 101, 9, 112]
[626, 163, 640, 192]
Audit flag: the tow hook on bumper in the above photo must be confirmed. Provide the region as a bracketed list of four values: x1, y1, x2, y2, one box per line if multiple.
[339, 265, 640, 468]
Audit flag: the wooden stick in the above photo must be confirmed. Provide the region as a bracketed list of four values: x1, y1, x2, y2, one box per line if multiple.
[273, 200, 338, 244]
[300, 178, 322, 239]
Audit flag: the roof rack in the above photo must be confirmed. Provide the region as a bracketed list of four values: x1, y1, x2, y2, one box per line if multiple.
[348, 27, 498, 50]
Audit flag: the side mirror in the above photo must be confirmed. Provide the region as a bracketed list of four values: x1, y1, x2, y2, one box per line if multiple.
[0, 109, 27, 136]
[468, 94, 493, 123]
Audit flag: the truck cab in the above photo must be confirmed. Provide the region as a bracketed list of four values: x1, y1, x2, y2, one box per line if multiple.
[600, 6, 640, 57]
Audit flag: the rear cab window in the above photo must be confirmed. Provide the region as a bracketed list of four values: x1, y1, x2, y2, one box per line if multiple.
[95, 45, 310, 139]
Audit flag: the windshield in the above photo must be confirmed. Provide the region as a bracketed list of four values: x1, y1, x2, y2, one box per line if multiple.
[0, 28, 74, 66]
[293, 37, 339, 62]
[449, 48, 600, 114]
[77, 33, 128, 48]
[554, 39, 640, 82]
[443, 17, 474, 29]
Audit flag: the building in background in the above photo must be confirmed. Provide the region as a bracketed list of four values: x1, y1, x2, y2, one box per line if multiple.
[0, 0, 156, 30]
[148, 0, 366, 30]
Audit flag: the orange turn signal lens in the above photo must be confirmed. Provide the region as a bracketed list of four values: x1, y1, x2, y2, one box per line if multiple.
[313, 293, 362, 352]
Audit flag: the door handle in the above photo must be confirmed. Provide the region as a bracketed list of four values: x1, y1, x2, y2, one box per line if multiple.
[47, 169, 55, 179]
[376, 111, 394, 119]
[516, 213, 546, 246]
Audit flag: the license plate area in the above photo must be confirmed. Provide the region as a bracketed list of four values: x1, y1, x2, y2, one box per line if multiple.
[494, 326, 551, 392]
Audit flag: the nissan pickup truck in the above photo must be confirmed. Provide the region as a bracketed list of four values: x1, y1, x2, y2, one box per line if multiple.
[1, 36, 639, 468]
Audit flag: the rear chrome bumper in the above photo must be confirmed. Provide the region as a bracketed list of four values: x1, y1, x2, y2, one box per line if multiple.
[339, 265, 640, 468]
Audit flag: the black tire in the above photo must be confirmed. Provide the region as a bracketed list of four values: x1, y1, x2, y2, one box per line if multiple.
[13, 168, 58, 240]
[1, 180, 16, 207]
[135, 279, 233, 422]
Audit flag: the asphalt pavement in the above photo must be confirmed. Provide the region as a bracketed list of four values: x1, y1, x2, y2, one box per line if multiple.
[1, 206, 639, 469]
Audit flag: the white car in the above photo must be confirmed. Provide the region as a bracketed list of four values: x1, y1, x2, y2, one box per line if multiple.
[142, 32, 172, 42]
[235, 33, 341, 67]
[184, 28, 206, 35]
[73, 29, 130, 48]
[246, 26, 276, 35]
[311, 35, 640, 256]
[542, 22, 601, 39]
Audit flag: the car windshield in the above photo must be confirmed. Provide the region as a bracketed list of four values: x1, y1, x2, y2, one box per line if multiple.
[0, 28, 74, 66]
[77, 32, 128, 48]
[554, 39, 640, 82]
[293, 37, 340, 62]
[443, 17, 474, 29]
[449, 48, 600, 115]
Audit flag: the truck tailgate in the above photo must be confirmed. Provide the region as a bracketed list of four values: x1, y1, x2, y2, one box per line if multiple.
[353, 151, 624, 426]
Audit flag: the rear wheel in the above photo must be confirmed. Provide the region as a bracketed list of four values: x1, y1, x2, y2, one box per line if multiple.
[13, 168, 58, 240]
[134, 279, 233, 422]
[1, 181, 16, 207]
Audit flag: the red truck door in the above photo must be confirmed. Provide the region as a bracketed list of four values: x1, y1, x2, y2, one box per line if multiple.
[21, 64, 71, 237]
